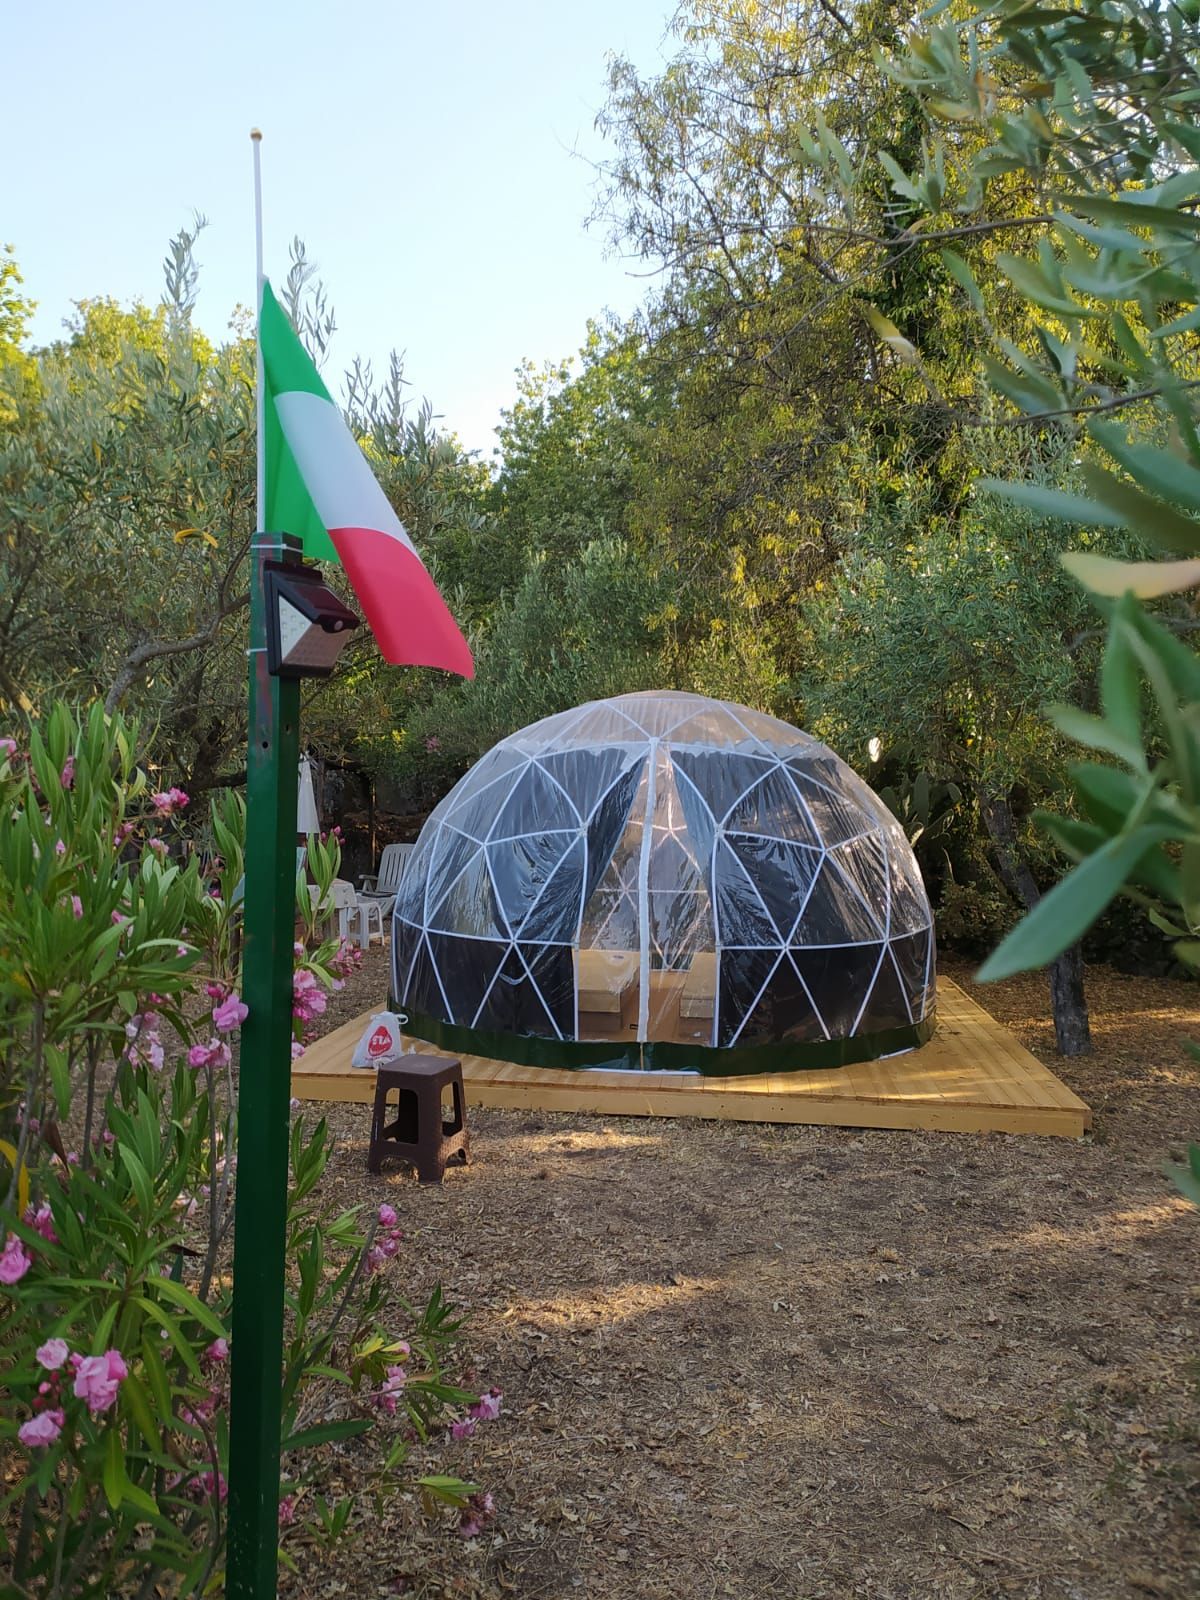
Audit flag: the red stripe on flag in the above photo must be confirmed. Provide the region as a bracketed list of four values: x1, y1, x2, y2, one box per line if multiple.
[329, 526, 474, 678]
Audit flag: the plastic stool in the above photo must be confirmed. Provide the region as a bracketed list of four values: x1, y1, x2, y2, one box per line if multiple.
[367, 1056, 469, 1183]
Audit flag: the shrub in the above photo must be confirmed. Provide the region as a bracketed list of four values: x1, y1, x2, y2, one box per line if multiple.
[0, 705, 486, 1596]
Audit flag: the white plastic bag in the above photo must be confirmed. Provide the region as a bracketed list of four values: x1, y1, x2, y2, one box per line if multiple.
[351, 1010, 408, 1069]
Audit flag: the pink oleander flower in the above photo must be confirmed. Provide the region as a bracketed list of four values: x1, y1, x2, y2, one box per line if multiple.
[147, 838, 168, 858]
[450, 1418, 476, 1441]
[293, 941, 305, 957]
[458, 1490, 496, 1539]
[205, 982, 226, 1000]
[278, 1494, 296, 1528]
[425, 735, 442, 752]
[151, 787, 189, 817]
[374, 1364, 408, 1416]
[71, 895, 83, 918]
[204, 1337, 229, 1366]
[60, 756, 75, 789]
[188, 1469, 228, 1504]
[72, 1350, 128, 1415]
[24, 1205, 57, 1245]
[211, 992, 248, 1033]
[54, 839, 65, 856]
[292, 967, 328, 1023]
[289, 1096, 301, 1111]
[18, 1408, 64, 1448]
[179, 1394, 217, 1428]
[367, 1237, 401, 1273]
[187, 1039, 231, 1072]
[36, 1338, 69, 1370]
[0, 736, 16, 760]
[291, 1041, 306, 1060]
[0, 1234, 32, 1284]
[378, 1204, 398, 1228]
[112, 909, 129, 926]
[113, 820, 136, 848]
[469, 1388, 503, 1423]
[66, 1152, 80, 1167]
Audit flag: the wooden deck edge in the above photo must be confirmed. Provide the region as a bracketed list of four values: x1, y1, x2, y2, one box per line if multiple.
[292, 1067, 1091, 1138]
[292, 977, 1092, 1140]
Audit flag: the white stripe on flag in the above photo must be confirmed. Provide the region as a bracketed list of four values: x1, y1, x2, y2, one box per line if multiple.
[274, 391, 416, 553]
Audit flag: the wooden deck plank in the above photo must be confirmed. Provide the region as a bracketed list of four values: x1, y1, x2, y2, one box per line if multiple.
[292, 977, 1090, 1138]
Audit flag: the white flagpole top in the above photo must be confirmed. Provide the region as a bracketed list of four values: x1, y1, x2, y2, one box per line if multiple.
[250, 127, 262, 141]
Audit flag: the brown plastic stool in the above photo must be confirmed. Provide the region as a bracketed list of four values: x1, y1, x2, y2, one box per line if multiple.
[367, 1055, 469, 1183]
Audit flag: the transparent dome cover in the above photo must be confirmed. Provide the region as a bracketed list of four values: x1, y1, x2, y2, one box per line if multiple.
[392, 691, 935, 1072]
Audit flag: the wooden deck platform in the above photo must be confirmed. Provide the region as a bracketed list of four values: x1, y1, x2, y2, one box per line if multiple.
[293, 978, 1090, 1139]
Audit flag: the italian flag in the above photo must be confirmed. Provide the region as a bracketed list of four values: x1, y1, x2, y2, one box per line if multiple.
[259, 281, 474, 678]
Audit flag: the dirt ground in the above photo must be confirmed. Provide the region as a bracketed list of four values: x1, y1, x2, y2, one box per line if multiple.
[300, 948, 1200, 1600]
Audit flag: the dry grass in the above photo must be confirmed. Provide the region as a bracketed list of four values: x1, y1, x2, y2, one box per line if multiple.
[296, 948, 1200, 1600]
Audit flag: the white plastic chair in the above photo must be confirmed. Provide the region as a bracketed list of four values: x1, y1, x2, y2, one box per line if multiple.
[359, 842, 413, 912]
[355, 897, 386, 947]
[331, 880, 360, 942]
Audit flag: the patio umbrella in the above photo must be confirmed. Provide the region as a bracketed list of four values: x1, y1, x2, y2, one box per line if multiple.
[297, 753, 320, 837]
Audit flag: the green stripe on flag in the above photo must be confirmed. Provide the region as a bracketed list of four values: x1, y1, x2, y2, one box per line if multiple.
[260, 282, 337, 563]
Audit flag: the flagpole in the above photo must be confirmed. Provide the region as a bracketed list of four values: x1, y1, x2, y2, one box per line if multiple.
[227, 126, 299, 1600]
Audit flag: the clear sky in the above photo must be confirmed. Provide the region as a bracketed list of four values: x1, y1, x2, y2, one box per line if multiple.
[6, 0, 676, 460]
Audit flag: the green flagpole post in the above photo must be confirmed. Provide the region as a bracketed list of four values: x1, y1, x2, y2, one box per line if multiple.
[227, 128, 296, 1600]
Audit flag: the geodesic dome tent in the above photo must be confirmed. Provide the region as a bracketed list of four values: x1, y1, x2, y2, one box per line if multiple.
[392, 692, 935, 1072]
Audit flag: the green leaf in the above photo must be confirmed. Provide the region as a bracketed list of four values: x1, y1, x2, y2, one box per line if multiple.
[1124, 622, 1200, 804]
[1090, 420, 1200, 514]
[978, 825, 1177, 980]
[122, 1372, 162, 1450]
[1061, 192, 1200, 234]
[981, 353, 1063, 415]
[416, 1473, 478, 1506]
[281, 1417, 373, 1452]
[101, 1425, 156, 1517]
[1127, 605, 1200, 703]
[133, 1296, 202, 1380]
[150, 1277, 229, 1341]
[997, 250, 1098, 317]
[103, 1428, 124, 1511]
[1046, 703, 1145, 769]
[1080, 462, 1200, 554]
[140, 1332, 173, 1420]
[118, 1145, 155, 1219]
[980, 478, 1125, 526]
[1103, 595, 1146, 752]
[939, 248, 983, 309]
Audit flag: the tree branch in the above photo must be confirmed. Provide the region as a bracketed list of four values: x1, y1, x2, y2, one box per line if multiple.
[103, 593, 250, 714]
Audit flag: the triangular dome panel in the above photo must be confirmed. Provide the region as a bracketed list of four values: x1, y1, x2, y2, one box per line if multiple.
[788, 943, 884, 1038]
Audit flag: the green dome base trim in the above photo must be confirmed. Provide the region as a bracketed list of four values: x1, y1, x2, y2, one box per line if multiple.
[390, 999, 937, 1077]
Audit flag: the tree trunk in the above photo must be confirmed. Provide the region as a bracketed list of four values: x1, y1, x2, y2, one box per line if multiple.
[979, 790, 1092, 1057]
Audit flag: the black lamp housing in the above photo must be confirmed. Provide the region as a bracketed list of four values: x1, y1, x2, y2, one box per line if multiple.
[264, 558, 361, 679]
